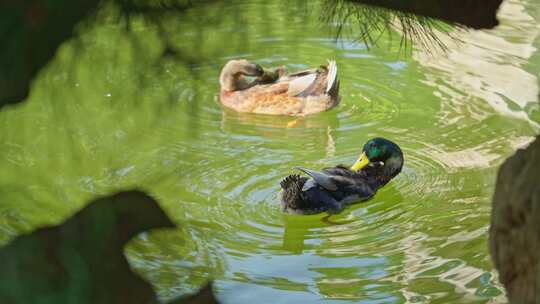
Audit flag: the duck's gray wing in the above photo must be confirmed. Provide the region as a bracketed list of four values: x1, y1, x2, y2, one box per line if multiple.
[294, 166, 360, 192]
[294, 167, 338, 191]
[296, 166, 376, 200]
[321, 166, 355, 177]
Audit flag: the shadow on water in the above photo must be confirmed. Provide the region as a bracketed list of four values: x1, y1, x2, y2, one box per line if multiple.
[0, 190, 218, 303]
[0, 0, 499, 109]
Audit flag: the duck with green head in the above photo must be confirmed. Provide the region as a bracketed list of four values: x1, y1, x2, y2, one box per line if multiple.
[280, 137, 404, 214]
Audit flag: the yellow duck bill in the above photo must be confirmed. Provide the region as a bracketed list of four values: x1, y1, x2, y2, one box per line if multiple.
[350, 152, 370, 171]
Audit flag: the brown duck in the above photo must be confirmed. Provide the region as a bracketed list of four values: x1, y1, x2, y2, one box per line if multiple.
[219, 59, 339, 116]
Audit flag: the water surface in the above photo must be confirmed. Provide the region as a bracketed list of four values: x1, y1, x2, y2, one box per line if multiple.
[1, 0, 539, 303]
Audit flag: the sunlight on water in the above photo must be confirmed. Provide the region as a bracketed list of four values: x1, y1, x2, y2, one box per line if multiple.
[0, 0, 539, 303]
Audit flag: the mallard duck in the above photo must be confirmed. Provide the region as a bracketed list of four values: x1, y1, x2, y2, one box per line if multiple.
[219, 59, 339, 116]
[280, 138, 404, 214]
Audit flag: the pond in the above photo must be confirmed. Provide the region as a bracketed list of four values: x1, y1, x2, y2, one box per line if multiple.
[1, 0, 539, 303]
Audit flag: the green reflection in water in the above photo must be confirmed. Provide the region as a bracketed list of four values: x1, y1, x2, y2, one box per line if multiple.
[1, 0, 539, 303]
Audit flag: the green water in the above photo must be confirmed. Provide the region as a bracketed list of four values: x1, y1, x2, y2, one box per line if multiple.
[1, 0, 539, 303]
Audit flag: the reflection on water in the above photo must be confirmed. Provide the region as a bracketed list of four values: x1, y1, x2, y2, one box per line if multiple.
[416, 0, 540, 128]
[0, 0, 539, 303]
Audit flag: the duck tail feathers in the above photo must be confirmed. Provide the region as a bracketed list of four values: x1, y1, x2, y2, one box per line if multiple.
[326, 59, 338, 94]
[280, 174, 308, 210]
[280, 174, 304, 190]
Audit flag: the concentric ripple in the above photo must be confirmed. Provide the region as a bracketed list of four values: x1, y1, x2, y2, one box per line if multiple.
[1, 0, 538, 303]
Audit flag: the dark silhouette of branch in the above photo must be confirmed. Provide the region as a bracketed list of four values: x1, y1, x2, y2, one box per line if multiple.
[344, 0, 503, 29]
[0, 0, 504, 108]
[0, 0, 216, 108]
[321, 0, 465, 54]
[0, 0, 101, 107]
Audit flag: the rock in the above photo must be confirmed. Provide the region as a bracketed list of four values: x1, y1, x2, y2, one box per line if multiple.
[490, 136, 540, 303]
